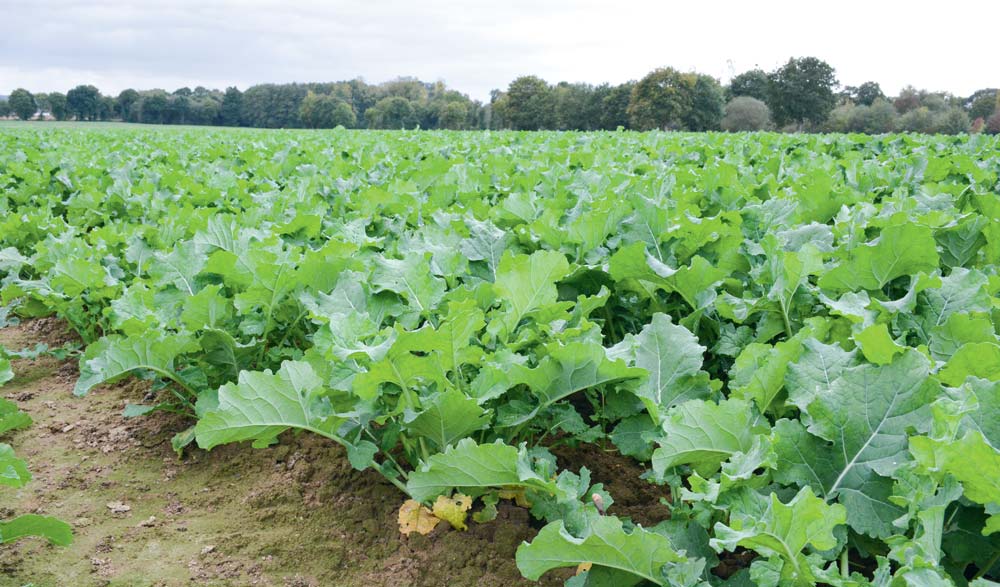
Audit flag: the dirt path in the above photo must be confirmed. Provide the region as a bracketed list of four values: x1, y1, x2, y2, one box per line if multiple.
[0, 320, 561, 587]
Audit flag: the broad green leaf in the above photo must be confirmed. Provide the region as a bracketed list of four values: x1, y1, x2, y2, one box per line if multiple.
[516, 510, 684, 585]
[0, 398, 32, 435]
[785, 338, 856, 412]
[403, 389, 490, 450]
[74, 333, 199, 396]
[938, 342, 1000, 386]
[608, 243, 725, 308]
[627, 313, 711, 422]
[963, 377, 1000, 447]
[352, 325, 451, 402]
[181, 284, 234, 330]
[854, 323, 905, 365]
[0, 357, 11, 386]
[148, 241, 206, 294]
[774, 350, 937, 537]
[819, 223, 939, 292]
[199, 327, 256, 383]
[611, 415, 658, 461]
[49, 257, 109, 296]
[917, 267, 991, 334]
[0, 443, 30, 488]
[195, 361, 346, 450]
[504, 340, 643, 426]
[711, 487, 846, 587]
[929, 312, 996, 362]
[406, 438, 564, 503]
[493, 250, 570, 331]
[0, 514, 73, 546]
[730, 333, 808, 413]
[911, 431, 1000, 525]
[652, 398, 765, 477]
[371, 253, 447, 313]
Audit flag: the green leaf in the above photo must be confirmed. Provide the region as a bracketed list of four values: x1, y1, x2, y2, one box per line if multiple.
[0, 398, 31, 435]
[181, 284, 234, 330]
[608, 243, 725, 308]
[516, 510, 685, 585]
[652, 398, 765, 477]
[911, 431, 1000, 521]
[195, 361, 347, 450]
[0, 356, 13, 386]
[730, 336, 806, 413]
[938, 342, 1000, 387]
[929, 312, 997, 362]
[371, 253, 447, 313]
[627, 313, 711, 422]
[199, 327, 257, 383]
[148, 241, 206, 294]
[403, 389, 490, 450]
[503, 340, 643, 426]
[785, 338, 856, 412]
[854, 323, 905, 365]
[611, 415, 659, 461]
[774, 350, 937, 537]
[963, 377, 1000, 447]
[710, 487, 846, 587]
[74, 333, 199, 396]
[493, 250, 571, 332]
[352, 325, 451, 403]
[818, 223, 940, 292]
[0, 514, 73, 546]
[0, 443, 31, 488]
[405, 438, 564, 503]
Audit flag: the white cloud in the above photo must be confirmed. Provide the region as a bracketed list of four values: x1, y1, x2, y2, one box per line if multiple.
[0, 0, 995, 100]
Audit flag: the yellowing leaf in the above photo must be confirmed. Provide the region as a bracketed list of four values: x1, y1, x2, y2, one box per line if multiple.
[397, 499, 441, 536]
[576, 562, 592, 575]
[432, 493, 472, 531]
[498, 486, 533, 508]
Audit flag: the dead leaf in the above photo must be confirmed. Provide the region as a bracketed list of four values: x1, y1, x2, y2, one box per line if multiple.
[432, 493, 472, 531]
[498, 486, 532, 508]
[397, 499, 441, 535]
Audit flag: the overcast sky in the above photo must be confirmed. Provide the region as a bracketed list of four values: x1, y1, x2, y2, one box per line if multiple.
[0, 0, 996, 101]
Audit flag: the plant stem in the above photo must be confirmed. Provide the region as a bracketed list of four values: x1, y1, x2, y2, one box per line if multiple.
[974, 549, 1000, 580]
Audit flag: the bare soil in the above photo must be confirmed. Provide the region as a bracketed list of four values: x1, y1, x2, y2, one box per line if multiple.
[0, 319, 570, 587]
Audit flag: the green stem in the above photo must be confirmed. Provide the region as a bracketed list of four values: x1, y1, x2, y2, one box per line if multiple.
[363, 427, 408, 480]
[974, 549, 1000, 580]
[840, 548, 849, 578]
[780, 304, 793, 339]
[383, 472, 408, 494]
[147, 367, 199, 401]
[273, 307, 308, 352]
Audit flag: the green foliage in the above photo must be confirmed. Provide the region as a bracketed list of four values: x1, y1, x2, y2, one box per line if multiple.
[66, 84, 101, 121]
[8, 88, 36, 121]
[627, 67, 694, 131]
[767, 57, 838, 126]
[497, 76, 555, 130]
[517, 510, 685, 584]
[365, 96, 419, 129]
[722, 96, 773, 131]
[728, 69, 770, 103]
[299, 91, 356, 128]
[0, 127, 998, 584]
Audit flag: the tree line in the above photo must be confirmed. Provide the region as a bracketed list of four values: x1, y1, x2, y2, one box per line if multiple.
[2, 57, 999, 134]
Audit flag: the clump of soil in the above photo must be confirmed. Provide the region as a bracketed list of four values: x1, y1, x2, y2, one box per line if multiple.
[0, 320, 564, 587]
